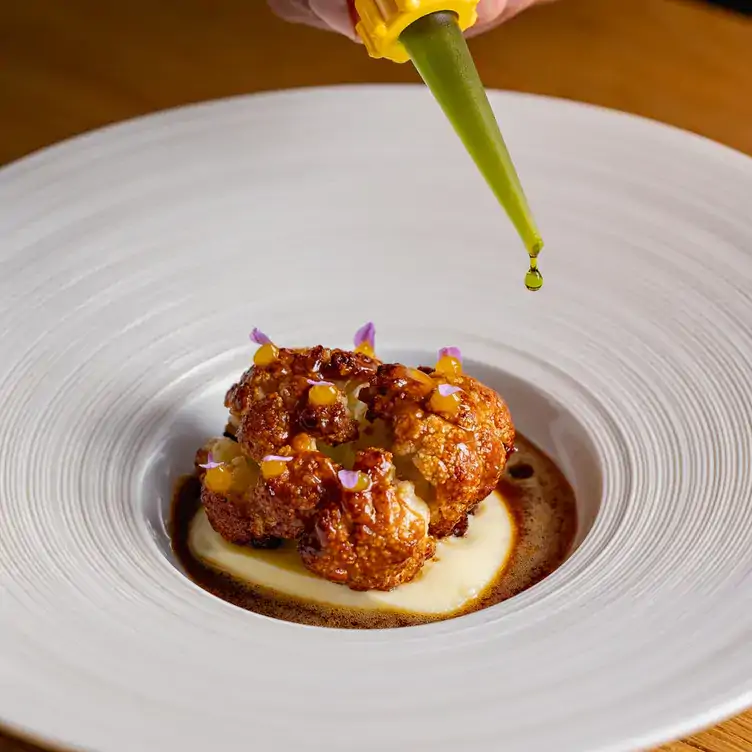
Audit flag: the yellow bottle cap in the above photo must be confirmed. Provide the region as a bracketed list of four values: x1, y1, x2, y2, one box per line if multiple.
[354, 0, 479, 63]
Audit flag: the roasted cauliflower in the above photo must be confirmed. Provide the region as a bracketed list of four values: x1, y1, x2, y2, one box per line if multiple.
[196, 326, 515, 590]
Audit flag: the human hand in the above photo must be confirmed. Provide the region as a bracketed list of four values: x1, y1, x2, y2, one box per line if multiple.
[268, 1, 554, 41]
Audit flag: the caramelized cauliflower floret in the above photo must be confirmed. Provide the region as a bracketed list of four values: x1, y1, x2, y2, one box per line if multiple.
[299, 449, 435, 591]
[202, 486, 280, 549]
[195, 328, 517, 592]
[225, 345, 378, 461]
[360, 364, 515, 537]
[202, 450, 339, 546]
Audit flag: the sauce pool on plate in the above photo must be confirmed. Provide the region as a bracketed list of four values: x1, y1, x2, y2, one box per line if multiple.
[170, 434, 577, 629]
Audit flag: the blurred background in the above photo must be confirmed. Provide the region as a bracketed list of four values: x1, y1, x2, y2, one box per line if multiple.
[0, 2, 751, 751]
[0, 0, 751, 167]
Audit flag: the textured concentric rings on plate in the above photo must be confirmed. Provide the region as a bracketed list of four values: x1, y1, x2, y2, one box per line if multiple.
[1, 86, 751, 752]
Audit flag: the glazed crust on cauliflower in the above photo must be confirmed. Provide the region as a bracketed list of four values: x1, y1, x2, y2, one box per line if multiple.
[360, 364, 515, 537]
[225, 346, 378, 461]
[298, 449, 435, 591]
[201, 450, 339, 546]
[197, 341, 516, 591]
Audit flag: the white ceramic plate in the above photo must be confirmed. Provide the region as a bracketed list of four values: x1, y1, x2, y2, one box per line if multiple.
[1, 86, 751, 752]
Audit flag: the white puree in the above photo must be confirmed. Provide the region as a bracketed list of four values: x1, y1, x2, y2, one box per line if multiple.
[189, 490, 515, 616]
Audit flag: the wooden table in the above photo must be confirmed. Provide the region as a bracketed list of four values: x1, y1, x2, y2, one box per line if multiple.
[0, 1, 750, 750]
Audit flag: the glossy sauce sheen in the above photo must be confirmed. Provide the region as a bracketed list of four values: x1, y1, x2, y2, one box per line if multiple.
[170, 434, 577, 629]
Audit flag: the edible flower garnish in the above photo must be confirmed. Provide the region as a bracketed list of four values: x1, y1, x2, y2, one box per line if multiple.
[262, 455, 293, 463]
[250, 328, 272, 345]
[338, 469, 372, 493]
[199, 453, 222, 469]
[437, 384, 462, 397]
[430, 382, 463, 415]
[251, 328, 279, 367]
[353, 321, 376, 357]
[438, 346, 462, 362]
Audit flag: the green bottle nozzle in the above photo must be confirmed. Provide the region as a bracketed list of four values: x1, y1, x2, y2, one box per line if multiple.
[399, 11, 544, 290]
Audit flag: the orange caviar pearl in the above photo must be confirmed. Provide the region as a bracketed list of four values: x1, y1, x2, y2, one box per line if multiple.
[253, 342, 279, 367]
[292, 433, 317, 452]
[351, 472, 372, 492]
[408, 368, 434, 388]
[354, 474, 371, 492]
[261, 459, 289, 479]
[204, 464, 234, 494]
[354, 343, 375, 358]
[429, 389, 462, 415]
[434, 355, 462, 377]
[309, 383, 339, 407]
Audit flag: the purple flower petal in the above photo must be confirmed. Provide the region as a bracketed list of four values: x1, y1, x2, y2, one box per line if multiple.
[338, 469, 371, 492]
[199, 452, 223, 469]
[250, 328, 272, 345]
[438, 346, 462, 362]
[261, 455, 293, 463]
[437, 384, 462, 397]
[353, 321, 375, 351]
[307, 378, 334, 387]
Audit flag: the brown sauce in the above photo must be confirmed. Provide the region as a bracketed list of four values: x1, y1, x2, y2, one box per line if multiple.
[169, 433, 577, 629]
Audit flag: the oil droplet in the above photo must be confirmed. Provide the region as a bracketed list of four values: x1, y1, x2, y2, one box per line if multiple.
[525, 257, 543, 291]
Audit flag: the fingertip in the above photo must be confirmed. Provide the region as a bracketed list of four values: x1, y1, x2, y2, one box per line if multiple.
[475, 0, 509, 25]
[310, 0, 361, 41]
[469, 0, 548, 36]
